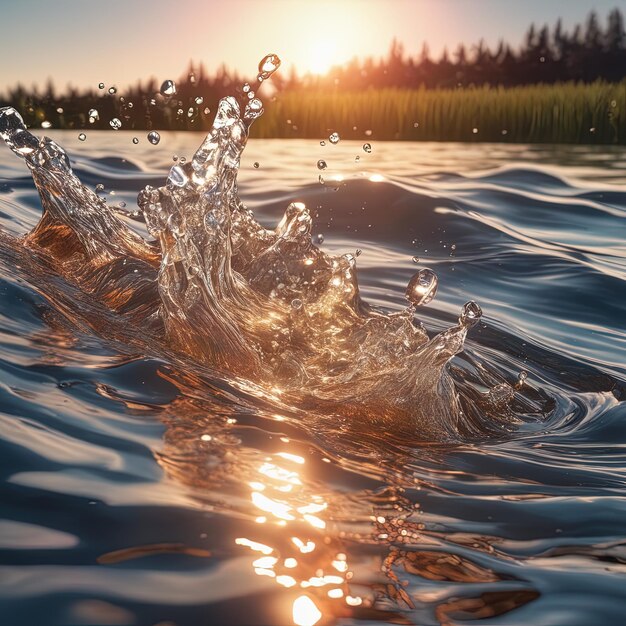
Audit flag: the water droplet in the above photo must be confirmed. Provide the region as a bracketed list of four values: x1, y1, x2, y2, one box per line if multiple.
[160, 80, 176, 96]
[132, 137, 139, 144]
[108, 86, 117, 95]
[517, 370, 528, 386]
[413, 122, 419, 128]
[118, 201, 126, 208]
[315, 234, 324, 244]
[329, 132, 340, 144]
[95, 183, 105, 192]
[320, 140, 326, 146]
[355, 155, 360, 162]
[203, 107, 210, 115]
[195, 96, 203, 105]
[242, 83, 251, 93]
[253, 162, 260, 169]
[109, 118, 122, 130]
[147, 131, 161, 145]
[41, 121, 52, 129]
[98, 82, 105, 89]
[450, 244, 456, 251]
[88, 108, 99, 121]
[56, 107, 64, 114]
[460, 301, 482, 327]
[257, 53, 281, 80]
[365, 129, 373, 136]
[317, 159, 327, 170]
[78, 133, 86, 141]
[355, 249, 362, 257]
[405, 268, 438, 307]
[189, 72, 196, 84]
[412, 256, 420, 263]
[472, 127, 478, 134]
[363, 143, 372, 153]
[244, 98, 264, 120]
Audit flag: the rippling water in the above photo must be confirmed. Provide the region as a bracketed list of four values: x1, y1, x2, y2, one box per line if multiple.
[1, 132, 626, 626]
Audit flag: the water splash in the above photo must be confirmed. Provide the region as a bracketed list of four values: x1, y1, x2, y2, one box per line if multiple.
[0, 55, 484, 440]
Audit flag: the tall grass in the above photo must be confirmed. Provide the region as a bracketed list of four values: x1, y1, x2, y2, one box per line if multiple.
[252, 81, 625, 144]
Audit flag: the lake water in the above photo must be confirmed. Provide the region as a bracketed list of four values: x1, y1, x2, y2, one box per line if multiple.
[1, 133, 625, 626]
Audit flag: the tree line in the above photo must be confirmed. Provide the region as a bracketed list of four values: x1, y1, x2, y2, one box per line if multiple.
[0, 8, 624, 133]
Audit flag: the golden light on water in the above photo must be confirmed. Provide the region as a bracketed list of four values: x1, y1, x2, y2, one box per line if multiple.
[293, 595, 322, 626]
[233, 450, 366, 624]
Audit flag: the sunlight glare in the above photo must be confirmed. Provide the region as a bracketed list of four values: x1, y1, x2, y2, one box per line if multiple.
[309, 39, 337, 74]
[293, 595, 322, 626]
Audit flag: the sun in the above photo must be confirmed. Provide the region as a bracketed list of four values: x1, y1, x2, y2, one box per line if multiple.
[308, 39, 337, 75]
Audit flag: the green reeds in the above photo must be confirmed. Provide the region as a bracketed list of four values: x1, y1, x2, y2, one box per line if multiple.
[252, 81, 625, 144]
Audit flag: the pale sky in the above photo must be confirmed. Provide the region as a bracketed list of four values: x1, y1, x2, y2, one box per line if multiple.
[0, 0, 620, 91]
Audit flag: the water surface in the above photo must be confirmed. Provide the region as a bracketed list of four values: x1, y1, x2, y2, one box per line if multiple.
[1, 134, 625, 626]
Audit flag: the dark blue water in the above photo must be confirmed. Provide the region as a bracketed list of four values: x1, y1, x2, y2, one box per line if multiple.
[1, 134, 625, 626]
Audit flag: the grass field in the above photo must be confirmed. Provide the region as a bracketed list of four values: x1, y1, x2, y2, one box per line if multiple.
[252, 81, 626, 144]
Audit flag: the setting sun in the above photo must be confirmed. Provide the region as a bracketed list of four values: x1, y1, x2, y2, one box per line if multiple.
[308, 39, 337, 74]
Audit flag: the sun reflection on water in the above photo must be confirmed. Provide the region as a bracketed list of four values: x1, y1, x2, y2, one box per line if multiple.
[233, 450, 364, 625]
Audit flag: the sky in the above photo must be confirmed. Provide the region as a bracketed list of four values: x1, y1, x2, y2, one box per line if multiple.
[0, 0, 621, 91]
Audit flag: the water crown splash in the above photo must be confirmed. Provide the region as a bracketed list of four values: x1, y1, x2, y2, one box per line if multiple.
[0, 54, 483, 440]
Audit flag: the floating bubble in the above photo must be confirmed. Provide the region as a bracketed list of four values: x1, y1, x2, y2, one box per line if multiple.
[160, 80, 176, 96]
[109, 118, 122, 130]
[460, 301, 482, 327]
[78, 133, 86, 141]
[257, 53, 281, 80]
[41, 121, 52, 129]
[132, 137, 139, 144]
[329, 132, 340, 144]
[363, 143, 372, 153]
[147, 131, 161, 145]
[317, 160, 327, 170]
[405, 268, 438, 307]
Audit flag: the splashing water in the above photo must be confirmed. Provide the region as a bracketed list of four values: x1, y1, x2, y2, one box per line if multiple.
[0, 55, 495, 441]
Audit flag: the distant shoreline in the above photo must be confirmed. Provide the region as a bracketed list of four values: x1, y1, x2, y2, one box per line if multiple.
[7, 82, 625, 145]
